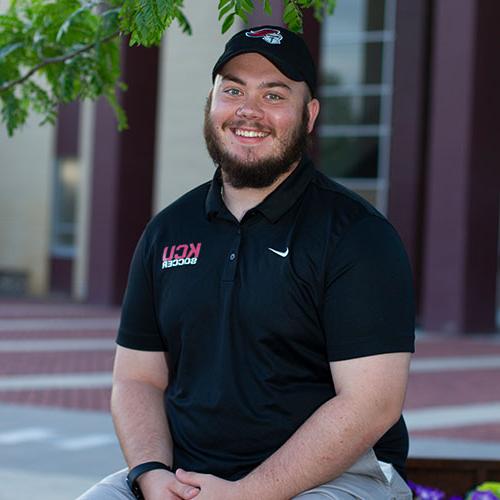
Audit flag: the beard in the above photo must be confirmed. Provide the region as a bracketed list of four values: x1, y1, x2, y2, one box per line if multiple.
[203, 94, 311, 189]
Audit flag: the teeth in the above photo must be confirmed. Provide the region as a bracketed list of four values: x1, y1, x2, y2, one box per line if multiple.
[235, 129, 268, 138]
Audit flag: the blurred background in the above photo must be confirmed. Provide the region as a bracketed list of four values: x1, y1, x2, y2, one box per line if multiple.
[1, 0, 499, 498]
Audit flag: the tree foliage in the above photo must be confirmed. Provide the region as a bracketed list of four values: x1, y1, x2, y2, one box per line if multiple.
[0, 0, 335, 136]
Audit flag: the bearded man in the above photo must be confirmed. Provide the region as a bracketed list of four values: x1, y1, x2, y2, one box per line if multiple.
[79, 26, 415, 500]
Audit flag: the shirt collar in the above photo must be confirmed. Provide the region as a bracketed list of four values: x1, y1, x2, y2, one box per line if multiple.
[205, 156, 315, 223]
[205, 169, 227, 221]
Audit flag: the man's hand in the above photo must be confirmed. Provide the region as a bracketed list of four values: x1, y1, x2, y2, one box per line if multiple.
[175, 469, 242, 500]
[138, 469, 200, 500]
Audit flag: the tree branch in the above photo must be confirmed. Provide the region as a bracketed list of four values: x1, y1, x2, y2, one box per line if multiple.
[0, 30, 120, 93]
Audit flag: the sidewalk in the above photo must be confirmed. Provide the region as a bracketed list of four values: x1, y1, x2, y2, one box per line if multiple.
[0, 298, 499, 499]
[406, 331, 500, 459]
[0, 299, 124, 500]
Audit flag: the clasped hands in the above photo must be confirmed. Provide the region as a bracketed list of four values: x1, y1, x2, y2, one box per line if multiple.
[145, 467, 245, 500]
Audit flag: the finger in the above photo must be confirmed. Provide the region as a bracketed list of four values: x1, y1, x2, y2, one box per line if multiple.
[175, 468, 203, 487]
[165, 494, 183, 500]
[169, 476, 200, 499]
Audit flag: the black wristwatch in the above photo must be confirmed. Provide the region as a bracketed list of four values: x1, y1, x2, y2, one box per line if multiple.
[126, 461, 172, 499]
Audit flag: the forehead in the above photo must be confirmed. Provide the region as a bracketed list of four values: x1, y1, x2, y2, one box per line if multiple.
[217, 53, 299, 88]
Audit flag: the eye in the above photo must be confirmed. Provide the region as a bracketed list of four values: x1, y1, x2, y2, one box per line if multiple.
[224, 88, 242, 97]
[265, 93, 284, 102]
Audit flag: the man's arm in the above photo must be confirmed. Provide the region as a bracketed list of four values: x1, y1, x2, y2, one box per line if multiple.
[112, 345, 199, 500]
[176, 351, 411, 500]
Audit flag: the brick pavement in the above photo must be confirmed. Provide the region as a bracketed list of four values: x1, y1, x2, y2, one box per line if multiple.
[0, 388, 112, 411]
[1, 298, 500, 457]
[405, 369, 500, 409]
[0, 329, 115, 340]
[0, 299, 116, 412]
[0, 351, 114, 376]
[0, 298, 119, 319]
[404, 334, 500, 443]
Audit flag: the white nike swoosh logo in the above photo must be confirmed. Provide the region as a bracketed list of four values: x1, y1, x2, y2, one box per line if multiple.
[268, 247, 289, 258]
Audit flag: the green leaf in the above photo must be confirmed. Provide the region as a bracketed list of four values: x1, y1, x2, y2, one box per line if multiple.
[56, 6, 88, 43]
[218, 3, 234, 21]
[240, 0, 254, 13]
[105, 87, 127, 130]
[101, 7, 121, 19]
[238, 11, 248, 23]
[0, 42, 23, 61]
[174, 8, 191, 35]
[23, 80, 57, 123]
[218, 0, 232, 10]
[0, 14, 24, 31]
[101, 8, 121, 32]
[1, 90, 28, 136]
[221, 12, 235, 33]
[263, 0, 272, 16]
[283, 2, 296, 21]
[282, 0, 304, 31]
[234, 6, 248, 24]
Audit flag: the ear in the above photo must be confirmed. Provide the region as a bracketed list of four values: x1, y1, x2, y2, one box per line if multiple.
[306, 98, 320, 134]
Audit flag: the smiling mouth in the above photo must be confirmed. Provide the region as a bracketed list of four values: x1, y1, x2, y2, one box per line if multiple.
[233, 128, 270, 139]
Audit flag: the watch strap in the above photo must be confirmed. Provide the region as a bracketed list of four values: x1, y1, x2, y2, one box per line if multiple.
[126, 461, 172, 499]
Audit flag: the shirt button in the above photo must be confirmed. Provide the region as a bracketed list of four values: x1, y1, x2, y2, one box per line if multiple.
[229, 253, 236, 261]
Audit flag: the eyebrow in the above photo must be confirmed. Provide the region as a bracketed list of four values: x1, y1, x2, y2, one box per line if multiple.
[222, 73, 292, 92]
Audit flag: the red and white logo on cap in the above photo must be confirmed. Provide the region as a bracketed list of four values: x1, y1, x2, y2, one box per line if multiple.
[245, 28, 283, 45]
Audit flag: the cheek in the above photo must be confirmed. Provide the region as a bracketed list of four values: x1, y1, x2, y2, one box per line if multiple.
[209, 106, 223, 126]
[210, 96, 235, 122]
[274, 110, 301, 134]
[211, 107, 234, 133]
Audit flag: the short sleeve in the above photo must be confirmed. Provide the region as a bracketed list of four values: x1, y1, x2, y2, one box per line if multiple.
[323, 216, 415, 361]
[116, 229, 167, 351]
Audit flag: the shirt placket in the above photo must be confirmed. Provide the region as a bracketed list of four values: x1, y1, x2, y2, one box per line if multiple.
[222, 226, 241, 283]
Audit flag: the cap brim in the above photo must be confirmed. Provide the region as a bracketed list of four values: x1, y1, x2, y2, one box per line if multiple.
[212, 49, 304, 84]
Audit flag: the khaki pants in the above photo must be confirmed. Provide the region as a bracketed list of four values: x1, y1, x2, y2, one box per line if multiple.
[77, 450, 412, 499]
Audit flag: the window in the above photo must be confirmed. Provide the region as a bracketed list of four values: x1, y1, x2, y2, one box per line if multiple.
[51, 157, 79, 257]
[318, 0, 396, 212]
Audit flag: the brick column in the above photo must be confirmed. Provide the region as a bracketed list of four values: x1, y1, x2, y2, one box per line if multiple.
[387, 0, 432, 310]
[87, 43, 159, 305]
[421, 0, 500, 333]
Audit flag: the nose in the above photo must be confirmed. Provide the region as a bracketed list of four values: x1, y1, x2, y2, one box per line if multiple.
[235, 95, 264, 120]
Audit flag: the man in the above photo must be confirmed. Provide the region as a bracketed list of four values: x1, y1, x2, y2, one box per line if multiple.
[79, 25, 415, 500]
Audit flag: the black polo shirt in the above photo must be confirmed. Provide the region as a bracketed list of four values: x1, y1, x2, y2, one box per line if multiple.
[117, 156, 415, 481]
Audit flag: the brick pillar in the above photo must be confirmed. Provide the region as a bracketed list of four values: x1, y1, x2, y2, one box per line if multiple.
[421, 0, 500, 333]
[387, 0, 432, 311]
[87, 43, 159, 305]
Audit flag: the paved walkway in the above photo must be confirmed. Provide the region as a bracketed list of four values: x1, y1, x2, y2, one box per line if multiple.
[0, 298, 499, 498]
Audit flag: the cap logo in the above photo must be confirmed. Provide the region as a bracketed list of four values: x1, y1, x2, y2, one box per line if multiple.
[245, 28, 282, 45]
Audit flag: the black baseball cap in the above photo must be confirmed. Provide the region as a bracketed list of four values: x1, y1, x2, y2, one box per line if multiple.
[212, 25, 317, 97]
